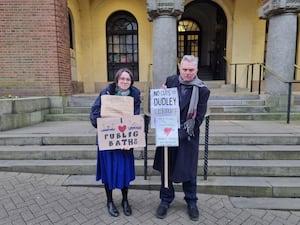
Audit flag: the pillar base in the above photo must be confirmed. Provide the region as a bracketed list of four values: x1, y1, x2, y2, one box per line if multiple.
[262, 94, 294, 112]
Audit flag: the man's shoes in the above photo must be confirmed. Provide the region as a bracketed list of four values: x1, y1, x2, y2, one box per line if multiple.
[187, 204, 199, 221]
[156, 203, 168, 219]
[107, 201, 119, 217]
[122, 200, 132, 216]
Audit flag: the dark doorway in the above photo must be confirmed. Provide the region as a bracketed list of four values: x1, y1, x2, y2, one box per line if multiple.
[178, 0, 227, 80]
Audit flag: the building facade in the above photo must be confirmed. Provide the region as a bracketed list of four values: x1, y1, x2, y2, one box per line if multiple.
[0, 0, 299, 97]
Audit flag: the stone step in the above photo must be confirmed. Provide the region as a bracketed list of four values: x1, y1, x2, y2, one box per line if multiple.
[64, 107, 90, 114]
[0, 159, 300, 177]
[45, 113, 90, 121]
[1, 120, 299, 198]
[66, 96, 263, 107]
[1, 145, 300, 160]
[1, 132, 299, 145]
[209, 105, 270, 113]
[67, 95, 97, 107]
[47, 92, 300, 122]
[63, 103, 268, 114]
[209, 112, 300, 120]
[65, 93, 264, 115]
[63, 175, 300, 198]
[208, 94, 260, 100]
[67, 95, 263, 106]
[67, 91, 260, 106]
[44, 112, 300, 121]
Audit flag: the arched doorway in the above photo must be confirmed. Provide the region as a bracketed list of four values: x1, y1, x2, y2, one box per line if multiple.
[178, 0, 227, 80]
[106, 10, 139, 81]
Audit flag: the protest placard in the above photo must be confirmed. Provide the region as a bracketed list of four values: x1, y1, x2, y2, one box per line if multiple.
[97, 115, 145, 150]
[101, 95, 133, 117]
[150, 88, 180, 188]
[150, 87, 180, 129]
[155, 116, 178, 147]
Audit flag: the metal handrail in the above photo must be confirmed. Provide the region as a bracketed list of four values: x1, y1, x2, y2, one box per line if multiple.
[143, 114, 150, 180]
[203, 113, 210, 180]
[224, 57, 300, 123]
[259, 63, 286, 82]
[258, 63, 300, 124]
[223, 57, 259, 92]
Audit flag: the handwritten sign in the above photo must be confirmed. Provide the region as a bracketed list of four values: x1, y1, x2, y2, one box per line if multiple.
[97, 115, 145, 150]
[101, 95, 133, 117]
[155, 116, 179, 147]
[150, 88, 180, 128]
[150, 88, 180, 188]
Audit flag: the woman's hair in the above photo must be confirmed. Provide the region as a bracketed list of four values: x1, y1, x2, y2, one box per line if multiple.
[114, 68, 134, 86]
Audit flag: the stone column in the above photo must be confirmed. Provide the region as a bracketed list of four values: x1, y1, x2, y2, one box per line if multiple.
[259, 0, 300, 96]
[147, 0, 184, 88]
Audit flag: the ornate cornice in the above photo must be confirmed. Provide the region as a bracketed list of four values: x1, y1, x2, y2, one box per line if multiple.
[147, 0, 184, 21]
[259, 0, 300, 19]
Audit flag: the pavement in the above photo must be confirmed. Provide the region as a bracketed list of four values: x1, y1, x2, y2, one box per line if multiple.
[1, 120, 300, 224]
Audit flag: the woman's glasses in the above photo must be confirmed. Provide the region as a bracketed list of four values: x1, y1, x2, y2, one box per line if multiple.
[119, 77, 131, 82]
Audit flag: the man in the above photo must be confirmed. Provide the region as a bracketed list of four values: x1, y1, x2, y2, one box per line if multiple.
[153, 55, 210, 221]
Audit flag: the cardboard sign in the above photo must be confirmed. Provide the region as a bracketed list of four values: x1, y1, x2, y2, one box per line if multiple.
[150, 88, 180, 129]
[97, 115, 145, 150]
[101, 95, 133, 117]
[155, 116, 179, 147]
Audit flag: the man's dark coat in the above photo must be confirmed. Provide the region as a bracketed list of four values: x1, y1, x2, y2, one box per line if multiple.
[153, 75, 210, 182]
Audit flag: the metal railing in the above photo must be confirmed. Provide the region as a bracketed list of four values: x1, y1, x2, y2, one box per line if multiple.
[224, 57, 300, 123]
[259, 64, 300, 124]
[224, 57, 260, 93]
[143, 114, 150, 180]
[203, 113, 210, 180]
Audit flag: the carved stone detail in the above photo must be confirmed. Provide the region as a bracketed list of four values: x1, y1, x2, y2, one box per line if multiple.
[147, 0, 184, 21]
[259, 0, 300, 19]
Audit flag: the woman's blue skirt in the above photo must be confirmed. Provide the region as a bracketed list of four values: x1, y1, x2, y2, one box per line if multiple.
[96, 147, 135, 190]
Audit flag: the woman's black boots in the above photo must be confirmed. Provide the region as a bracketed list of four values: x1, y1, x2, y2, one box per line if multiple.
[104, 185, 132, 216]
[105, 184, 119, 217]
[121, 187, 132, 216]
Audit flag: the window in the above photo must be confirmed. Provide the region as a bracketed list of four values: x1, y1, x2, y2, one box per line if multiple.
[68, 10, 74, 49]
[106, 11, 139, 81]
[177, 19, 200, 62]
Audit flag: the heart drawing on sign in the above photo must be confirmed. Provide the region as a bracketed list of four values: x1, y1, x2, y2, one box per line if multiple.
[164, 128, 172, 136]
[118, 125, 126, 133]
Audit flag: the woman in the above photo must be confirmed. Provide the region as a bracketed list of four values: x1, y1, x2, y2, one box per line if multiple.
[90, 68, 141, 217]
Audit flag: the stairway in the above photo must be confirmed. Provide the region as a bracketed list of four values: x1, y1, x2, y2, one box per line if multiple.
[1, 85, 300, 198]
[45, 84, 300, 122]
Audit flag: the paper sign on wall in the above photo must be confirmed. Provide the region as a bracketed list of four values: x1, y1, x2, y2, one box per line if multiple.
[97, 115, 145, 150]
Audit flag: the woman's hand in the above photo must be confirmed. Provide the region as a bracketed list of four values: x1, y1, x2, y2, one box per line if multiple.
[121, 145, 131, 150]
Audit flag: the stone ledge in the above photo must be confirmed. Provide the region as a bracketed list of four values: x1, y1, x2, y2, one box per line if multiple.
[0, 97, 50, 131]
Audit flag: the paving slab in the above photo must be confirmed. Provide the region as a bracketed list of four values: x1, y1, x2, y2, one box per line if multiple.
[230, 197, 300, 210]
[0, 172, 299, 225]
